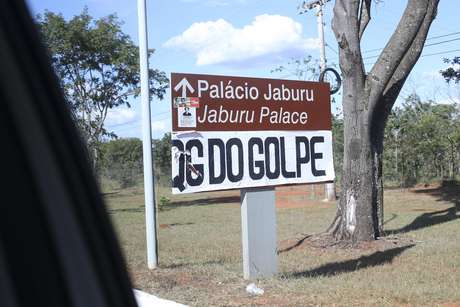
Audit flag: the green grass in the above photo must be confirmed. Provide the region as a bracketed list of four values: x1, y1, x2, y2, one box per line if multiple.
[105, 183, 460, 306]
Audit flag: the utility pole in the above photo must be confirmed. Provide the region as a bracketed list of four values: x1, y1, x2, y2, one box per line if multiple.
[137, 0, 158, 269]
[299, 0, 336, 202]
[315, 2, 327, 71]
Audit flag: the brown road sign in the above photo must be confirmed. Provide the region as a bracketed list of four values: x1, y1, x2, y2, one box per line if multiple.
[171, 72, 331, 132]
[171, 72, 335, 194]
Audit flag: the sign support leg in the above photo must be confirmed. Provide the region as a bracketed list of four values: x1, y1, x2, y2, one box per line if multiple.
[241, 187, 278, 279]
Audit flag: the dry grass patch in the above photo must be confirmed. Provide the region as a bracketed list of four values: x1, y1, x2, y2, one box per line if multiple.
[105, 183, 460, 306]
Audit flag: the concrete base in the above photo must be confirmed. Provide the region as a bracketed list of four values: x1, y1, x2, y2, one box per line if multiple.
[240, 187, 278, 279]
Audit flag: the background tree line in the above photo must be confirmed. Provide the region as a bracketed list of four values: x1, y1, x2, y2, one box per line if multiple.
[333, 95, 460, 188]
[383, 94, 460, 186]
[37, 8, 460, 194]
[98, 134, 172, 188]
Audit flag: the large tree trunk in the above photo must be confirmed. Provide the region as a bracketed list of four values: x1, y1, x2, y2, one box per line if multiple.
[334, 114, 375, 241]
[329, 0, 439, 242]
[371, 104, 387, 237]
[373, 136, 385, 237]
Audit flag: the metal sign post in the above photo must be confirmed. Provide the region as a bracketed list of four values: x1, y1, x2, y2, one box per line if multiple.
[137, 0, 158, 269]
[241, 188, 277, 279]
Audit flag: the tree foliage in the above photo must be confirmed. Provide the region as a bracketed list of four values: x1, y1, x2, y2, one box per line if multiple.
[99, 135, 172, 188]
[36, 9, 169, 164]
[383, 95, 460, 185]
[332, 94, 460, 186]
[100, 138, 143, 188]
[332, 116, 344, 183]
[152, 133, 172, 186]
[440, 57, 460, 83]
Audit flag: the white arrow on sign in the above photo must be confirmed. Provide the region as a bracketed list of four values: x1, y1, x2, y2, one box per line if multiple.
[174, 77, 195, 97]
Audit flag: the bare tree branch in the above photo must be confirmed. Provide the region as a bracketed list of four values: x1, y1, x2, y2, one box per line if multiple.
[368, 0, 430, 94]
[358, 0, 371, 41]
[381, 0, 439, 105]
[112, 88, 139, 103]
[370, 0, 439, 123]
[332, 0, 364, 77]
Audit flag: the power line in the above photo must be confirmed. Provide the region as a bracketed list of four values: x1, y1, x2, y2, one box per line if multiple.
[364, 48, 460, 66]
[110, 122, 141, 133]
[106, 120, 138, 128]
[152, 110, 170, 118]
[107, 115, 169, 132]
[425, 37, 460, 47]
[153, 115, 169, 121]
[110, 119, 171, 134]
[362, 46, 385, 55]
[426, 31, 460, 41]
[330, 33, 460, 64]
[419, 48, 460, 58]
[362, 38, 460, 60]
[362, 31, 460, 54]
[326, 42, 338, 54]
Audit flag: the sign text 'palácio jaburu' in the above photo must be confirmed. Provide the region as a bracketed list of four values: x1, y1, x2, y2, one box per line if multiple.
[171, 73, 334, 194]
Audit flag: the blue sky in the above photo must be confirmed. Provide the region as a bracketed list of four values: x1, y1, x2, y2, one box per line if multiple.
[26, 0, 460, 139]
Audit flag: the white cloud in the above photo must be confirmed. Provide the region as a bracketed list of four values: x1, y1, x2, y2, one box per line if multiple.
[151, 119, 169, 132]
[163, 14, 318, 66]
[106, 107, 136, 126]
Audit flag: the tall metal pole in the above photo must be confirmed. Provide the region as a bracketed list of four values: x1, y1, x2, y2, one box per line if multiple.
[316, 3, 327, 72]
[300, 0, 335, 201]
[316, 2, 335, 202]
[137, 0, 158, 269]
